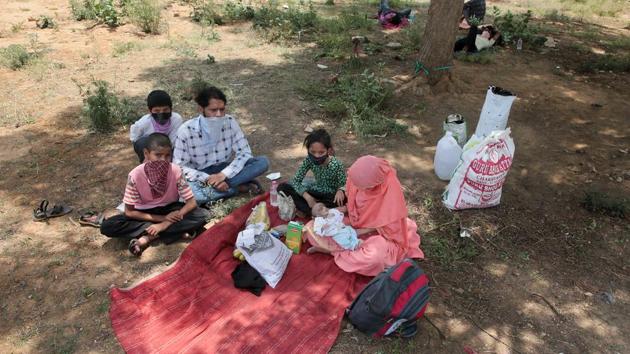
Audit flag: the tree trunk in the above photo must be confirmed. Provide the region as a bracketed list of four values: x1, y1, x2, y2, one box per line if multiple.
[418, 0, 464, 86]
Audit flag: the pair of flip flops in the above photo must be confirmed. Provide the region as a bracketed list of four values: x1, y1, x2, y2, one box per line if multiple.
[78, 211, 105, 228]
[33, 200, 73, 222]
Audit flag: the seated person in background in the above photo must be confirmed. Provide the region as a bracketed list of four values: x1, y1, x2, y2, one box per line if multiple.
[454, 24, 500, 53]
[173, 86, 269, 205]
[376, 0, 412, 29]
[277, 129, 346, 218]
[100, 133, 209, 256]
[130, 90, 183, 163]
[311, 202, 361, 251]
[459, 0, 486, 29]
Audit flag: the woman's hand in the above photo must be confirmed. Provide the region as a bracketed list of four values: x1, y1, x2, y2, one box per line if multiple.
[334, 189, 345, 206]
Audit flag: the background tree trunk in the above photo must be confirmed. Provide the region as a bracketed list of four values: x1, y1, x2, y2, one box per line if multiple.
[418, 0, 465, 86]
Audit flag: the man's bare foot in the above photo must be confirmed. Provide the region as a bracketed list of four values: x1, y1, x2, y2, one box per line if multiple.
[307, 246, 331, 255]
[128, 233, 158, 256]
[237, 181, 263, 195]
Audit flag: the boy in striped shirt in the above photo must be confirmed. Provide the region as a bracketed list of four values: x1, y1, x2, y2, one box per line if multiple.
[100, 133, 209, 256]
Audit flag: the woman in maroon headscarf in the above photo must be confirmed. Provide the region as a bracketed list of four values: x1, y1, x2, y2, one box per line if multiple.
[305, 155, 423, 276]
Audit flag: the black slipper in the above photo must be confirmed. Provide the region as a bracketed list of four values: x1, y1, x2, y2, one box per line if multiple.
[33, 200, 73, 221]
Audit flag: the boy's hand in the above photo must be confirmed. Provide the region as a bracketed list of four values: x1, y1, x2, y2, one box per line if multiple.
[146, 221, 172, 236]
[207, 173, 227, 188]
[334, 190, 345, 206]
[165, 210, 183, 223]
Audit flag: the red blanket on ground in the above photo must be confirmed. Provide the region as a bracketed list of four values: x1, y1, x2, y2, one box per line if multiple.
[109, 194, 370, 353]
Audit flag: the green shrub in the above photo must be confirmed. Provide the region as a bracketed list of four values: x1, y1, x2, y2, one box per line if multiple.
[577, 54, 630, 73]
[314, 8, 373, 58]
[191, 0, 224, 25]
[70, 0, 96, 20]
[36, 15, 56, 29]
[125, 0, 163, 34]
[112, 41, 142, 57]
[69, 0, 119, 27]
[582, 190, 628, 218]
[82, 80, 136, 133]
[0, 44, 35, 70]
[455, 50, 495, 64]
[252, 4, 318, 42]
[339, 71, 405, 137]
[94, 0, 120, 27]
[491, 7, 537, 45]
[222, 0, 255, 23]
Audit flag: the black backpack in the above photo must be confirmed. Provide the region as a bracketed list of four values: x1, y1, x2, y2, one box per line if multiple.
[346, 259, 430, 338]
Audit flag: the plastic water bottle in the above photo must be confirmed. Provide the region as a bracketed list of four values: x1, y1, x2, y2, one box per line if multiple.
[516, 38, 523, 51]
[434, 131, 463, 181]
[270, 180, 279, 207]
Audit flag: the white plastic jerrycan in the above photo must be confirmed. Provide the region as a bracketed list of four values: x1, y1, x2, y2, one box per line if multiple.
[434, 131, 463, 181]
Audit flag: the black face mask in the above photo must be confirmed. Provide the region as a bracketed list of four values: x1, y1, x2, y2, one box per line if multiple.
[308, 152, 328, 165]
[151, 112, 172, 125]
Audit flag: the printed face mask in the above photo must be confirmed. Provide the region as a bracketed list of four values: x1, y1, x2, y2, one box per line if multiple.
[151, 112, 172, 125]
[308, 152, 328, 165]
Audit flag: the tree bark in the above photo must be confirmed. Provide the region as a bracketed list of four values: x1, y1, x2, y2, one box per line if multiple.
[418, 0, 465, 86]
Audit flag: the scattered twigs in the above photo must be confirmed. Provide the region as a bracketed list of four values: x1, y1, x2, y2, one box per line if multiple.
[424, 219, 458, 233]
[531, 293, 564, 321]
[465, 315, 523, 354]
[424, 315, 447, 340]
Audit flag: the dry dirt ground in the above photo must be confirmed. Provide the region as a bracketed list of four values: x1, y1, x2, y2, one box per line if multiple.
[1, 0, 629, 353]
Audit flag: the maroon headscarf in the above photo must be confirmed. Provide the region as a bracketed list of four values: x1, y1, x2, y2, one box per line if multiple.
[144, 160, 171, 199]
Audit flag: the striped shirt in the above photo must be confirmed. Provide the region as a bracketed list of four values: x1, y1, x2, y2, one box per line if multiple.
[123, 163, 193, 210]
[173, 115, 252, 183]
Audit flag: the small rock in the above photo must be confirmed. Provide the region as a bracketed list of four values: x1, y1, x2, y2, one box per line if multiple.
[616, 176, 623, 183]
[304, 125, 314, 133]
[386, 42, 402, 49]
[584, 292, 593, 297]
[544, 37, 557, 48]
[454, 287, 464, 294]
[174, 13, 180, 17]
[445, 310, 453, 317]
[316, 64, 328, 70]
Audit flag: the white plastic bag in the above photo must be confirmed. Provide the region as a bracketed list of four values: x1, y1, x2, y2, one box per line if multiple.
[475, 86, 516, 138]
[236, 230, 292, 288]
[443, 129, 515, 210]
[434, 131, 463, 181]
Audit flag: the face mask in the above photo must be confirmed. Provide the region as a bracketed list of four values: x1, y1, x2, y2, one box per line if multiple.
[151, 112, 172, 125]
[308, 152, 328, 165]
[204, 115, 226, 121]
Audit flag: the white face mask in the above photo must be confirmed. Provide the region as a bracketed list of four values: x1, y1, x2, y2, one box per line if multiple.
[204, 115, 225, 120]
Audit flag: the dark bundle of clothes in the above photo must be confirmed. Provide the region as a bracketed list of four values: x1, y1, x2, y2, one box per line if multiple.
[232, 261, 267, 296]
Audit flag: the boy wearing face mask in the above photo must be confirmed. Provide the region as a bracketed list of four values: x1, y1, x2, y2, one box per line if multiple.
[130, 90, 183, 162]
[100, 133, 209, 256]
[173, 86, 269, 205]
[277, 129, 347, 217]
